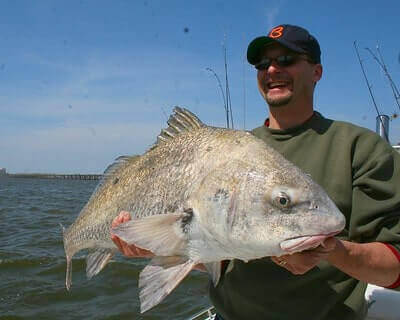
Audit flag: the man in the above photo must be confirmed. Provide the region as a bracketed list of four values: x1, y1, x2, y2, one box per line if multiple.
[112, 25, 400, 319]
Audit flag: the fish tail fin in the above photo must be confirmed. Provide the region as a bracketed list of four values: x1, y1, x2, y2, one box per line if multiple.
[61, 223, 73, 290]
[139, 257, 195, 313]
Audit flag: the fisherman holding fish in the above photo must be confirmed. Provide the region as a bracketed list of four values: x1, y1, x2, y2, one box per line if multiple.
[56, 24, 400, 319]
[108, 24, 400, 319]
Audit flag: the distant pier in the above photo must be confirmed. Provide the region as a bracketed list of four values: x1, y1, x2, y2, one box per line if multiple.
[7, 173, 102, 180]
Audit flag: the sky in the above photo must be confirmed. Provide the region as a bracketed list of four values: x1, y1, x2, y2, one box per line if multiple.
[1, 0, 399, 174]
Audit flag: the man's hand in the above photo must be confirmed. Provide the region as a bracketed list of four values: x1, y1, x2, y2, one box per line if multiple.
[271, 237, 338, 275]
[111, 211, 207, 272]
[111, 211, 153, 258]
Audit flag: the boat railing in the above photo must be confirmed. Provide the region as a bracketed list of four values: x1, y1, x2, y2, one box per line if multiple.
[187, 307, 216, 320]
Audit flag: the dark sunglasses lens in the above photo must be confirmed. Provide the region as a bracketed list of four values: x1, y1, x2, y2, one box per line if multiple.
[255, 60, 271, 71]
[276, 55, 296, 66]
[255, 55, 297, 70]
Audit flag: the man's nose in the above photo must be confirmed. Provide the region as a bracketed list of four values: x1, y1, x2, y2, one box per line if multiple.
[266, 61, 283, 74]
[258, 63, 281, 81]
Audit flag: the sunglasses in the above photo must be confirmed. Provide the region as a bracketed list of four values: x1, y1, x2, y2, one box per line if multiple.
[255, 55, 311, 71]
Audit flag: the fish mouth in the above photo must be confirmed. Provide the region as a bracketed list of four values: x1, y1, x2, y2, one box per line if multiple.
[280, 230, 341, 253]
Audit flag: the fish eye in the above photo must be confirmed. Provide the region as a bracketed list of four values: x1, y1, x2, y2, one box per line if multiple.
[279, 197, 288, 205]
[275, 193, 290, 207]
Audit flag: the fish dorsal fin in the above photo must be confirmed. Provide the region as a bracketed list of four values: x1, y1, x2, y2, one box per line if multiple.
[88, 155, 141, 202]
[102, 155, 139, 178]
[156, 107, 205, 145]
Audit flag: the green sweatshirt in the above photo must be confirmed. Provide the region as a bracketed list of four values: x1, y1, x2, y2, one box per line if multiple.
[209, 111, 400, 320]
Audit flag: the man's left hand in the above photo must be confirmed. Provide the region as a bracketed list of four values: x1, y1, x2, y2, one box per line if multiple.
[271, 237, 338, 274]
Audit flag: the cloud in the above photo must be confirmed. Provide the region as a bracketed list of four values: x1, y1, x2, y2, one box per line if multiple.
[0, 121, 161, 174]
[264, 1, 284, 30]
[0, 33, 260, 173]
[1, 48, 225, 119]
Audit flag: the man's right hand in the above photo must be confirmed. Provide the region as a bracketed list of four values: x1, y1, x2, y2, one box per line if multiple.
[111, 211, 154, 258]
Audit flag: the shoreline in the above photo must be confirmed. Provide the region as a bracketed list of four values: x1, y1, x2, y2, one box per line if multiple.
[3, 173, 102, 180]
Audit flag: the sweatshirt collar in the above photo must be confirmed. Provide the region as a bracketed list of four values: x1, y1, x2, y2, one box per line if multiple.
[264, 111, 322, 135]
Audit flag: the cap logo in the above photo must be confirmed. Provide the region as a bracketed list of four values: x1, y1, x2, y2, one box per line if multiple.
[268, 26, 284, 39]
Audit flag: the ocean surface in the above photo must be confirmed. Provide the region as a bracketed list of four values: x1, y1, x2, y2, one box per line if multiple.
[0, 177, 211, 320]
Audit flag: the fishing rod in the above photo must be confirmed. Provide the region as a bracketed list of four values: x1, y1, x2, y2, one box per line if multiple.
[353, 41, 389, 141]
[223, 36, 234, 129]
[242, 45, 247, 130]
[206, 67, 229, 128]
[241, 32, 247, 130]
[365, 45, 400, 113]
[206, 34, 235, 130]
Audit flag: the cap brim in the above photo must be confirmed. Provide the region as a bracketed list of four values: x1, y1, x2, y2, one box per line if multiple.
[247, 36, 307, 65]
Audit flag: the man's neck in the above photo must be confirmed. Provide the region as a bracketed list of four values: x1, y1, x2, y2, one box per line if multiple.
[268, 104, 314, 130]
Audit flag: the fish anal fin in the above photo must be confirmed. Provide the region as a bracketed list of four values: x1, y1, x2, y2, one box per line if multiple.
[204, 262, 222, 286]
[139, 257, 195, 313]
[111, 212, 187, 256]
[226, 259, 235, 274]
[86, 248, 116, 279]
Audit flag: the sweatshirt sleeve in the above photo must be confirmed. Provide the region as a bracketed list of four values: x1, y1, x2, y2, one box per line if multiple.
[349, 132, 400, 290]
[382, 243, 400, 288]
[349, 130, 400, 254]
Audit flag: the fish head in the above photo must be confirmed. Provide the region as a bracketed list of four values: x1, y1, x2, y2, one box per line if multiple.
[258, 177, 346, 256]
[190, 155, 345, 260]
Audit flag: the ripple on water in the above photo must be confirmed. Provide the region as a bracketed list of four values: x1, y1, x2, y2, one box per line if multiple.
[1, 178, 212, 319]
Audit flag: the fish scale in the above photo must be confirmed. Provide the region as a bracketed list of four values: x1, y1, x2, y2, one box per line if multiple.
[62, 107, 345, 313]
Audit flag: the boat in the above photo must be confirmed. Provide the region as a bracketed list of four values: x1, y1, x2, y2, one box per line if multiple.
[189, 284, 400, 320]
[188, 307, 215, 320]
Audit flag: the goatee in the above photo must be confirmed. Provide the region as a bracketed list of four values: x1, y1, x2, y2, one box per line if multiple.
[266, 95, 292, 108]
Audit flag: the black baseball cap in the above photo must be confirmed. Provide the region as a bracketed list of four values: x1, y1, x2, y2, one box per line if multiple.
[247, 24, 321, 65]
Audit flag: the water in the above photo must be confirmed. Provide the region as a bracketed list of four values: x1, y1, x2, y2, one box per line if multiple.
[0, 177, 211, 320]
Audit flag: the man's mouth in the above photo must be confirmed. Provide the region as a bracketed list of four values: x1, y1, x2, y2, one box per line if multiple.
[268, 81, 289, 89]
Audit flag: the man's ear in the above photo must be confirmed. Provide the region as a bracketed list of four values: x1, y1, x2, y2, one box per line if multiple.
[313, 64, 323, 83]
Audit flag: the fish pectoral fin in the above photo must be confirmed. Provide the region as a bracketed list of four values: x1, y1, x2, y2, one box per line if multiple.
[204, 262, 222, 287]
[86, 248, 116, 279]
[111, 212, 187, 256]
[139, 256, 195, 313]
